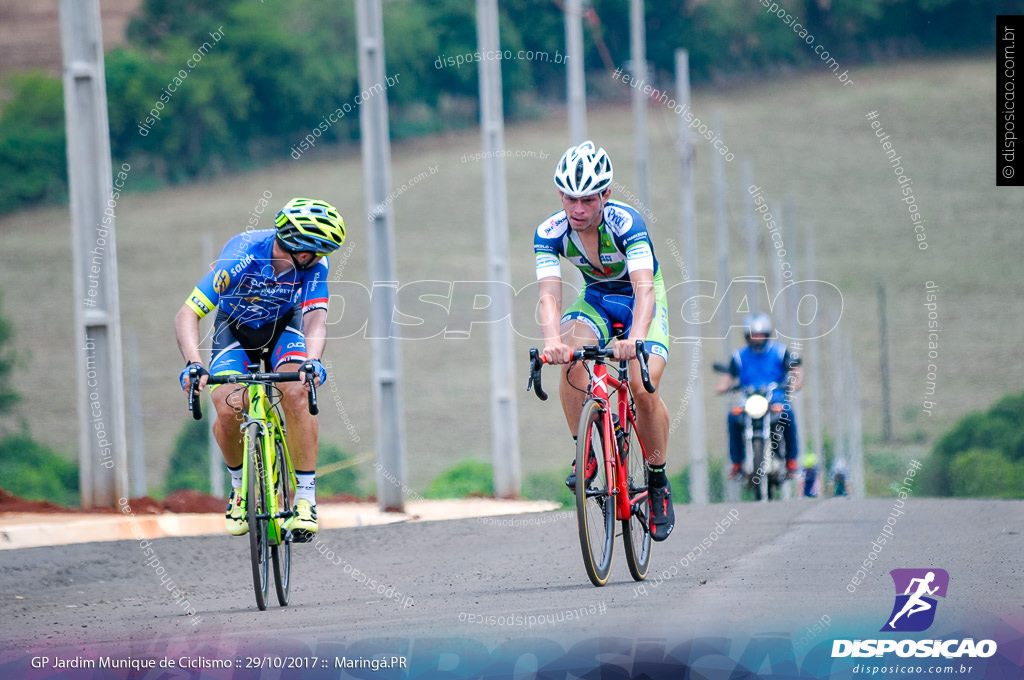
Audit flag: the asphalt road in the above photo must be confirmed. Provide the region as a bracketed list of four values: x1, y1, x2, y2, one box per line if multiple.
[1, 497, 1022, 678]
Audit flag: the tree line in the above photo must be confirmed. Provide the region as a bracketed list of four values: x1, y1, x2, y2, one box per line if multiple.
[0, 0, 1002, 210]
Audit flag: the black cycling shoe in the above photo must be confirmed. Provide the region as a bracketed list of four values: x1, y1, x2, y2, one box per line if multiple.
[565, 455, 598, 491]
[648, 480, 675, 542]
[565, 462, 577, 491]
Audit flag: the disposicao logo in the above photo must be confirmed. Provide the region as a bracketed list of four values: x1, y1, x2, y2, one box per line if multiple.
[881, 568, 948, 632]
[832, 568, 997, 659]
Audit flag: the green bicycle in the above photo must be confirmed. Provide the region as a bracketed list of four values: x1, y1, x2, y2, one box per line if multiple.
[187, 363, 318, 611]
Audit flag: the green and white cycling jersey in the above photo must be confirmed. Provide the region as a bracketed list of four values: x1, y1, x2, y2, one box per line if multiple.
[534, 200, 659, 294]
[534, 200, 669, 358]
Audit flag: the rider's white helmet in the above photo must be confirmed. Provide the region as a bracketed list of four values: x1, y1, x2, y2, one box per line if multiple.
[743, 313, 773, 351]
[553, 141, 614, 198]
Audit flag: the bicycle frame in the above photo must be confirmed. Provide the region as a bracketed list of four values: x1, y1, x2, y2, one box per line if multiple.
[528, 342, 656, 522]
[187, 367, 318, 540]
[239, 379, 296, 546]
[587, 358, 649, 522]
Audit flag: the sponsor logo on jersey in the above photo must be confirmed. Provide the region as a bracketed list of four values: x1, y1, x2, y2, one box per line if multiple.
[213, 269, 231, 294]
[190, 295, 211, 314]
[604, 206, 632, 232]
[622, 231, 647, 246]
[230, 254, 255, 277]
[540, 216, 566, 238]
[536, 254, 560, 270]
[626, 242, 653, 261]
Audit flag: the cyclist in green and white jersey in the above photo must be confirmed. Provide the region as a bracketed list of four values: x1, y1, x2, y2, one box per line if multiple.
[535, 141, 675, 542]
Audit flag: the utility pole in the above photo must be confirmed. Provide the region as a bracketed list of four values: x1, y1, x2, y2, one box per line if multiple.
[712, 113, 730, 356]
[60, 0, 128, 508]
[742, 160, 759, 315]
[356, 0, 408, 512]
[630, 0, 649, 207]
[676, 49, 708, 505]
[476, 0, 521, 498]
[805, 222, 824, 478]
[878, 283, 892, 441]
[565, 0, 587, 144]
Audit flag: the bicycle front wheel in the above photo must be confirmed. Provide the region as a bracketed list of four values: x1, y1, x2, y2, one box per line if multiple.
[752, 438, 769, 502]
[246, 422, 271, 611]
[575, 399, 615, 586]
[621, 423, 651, 581]
[271, 437, 292, 607]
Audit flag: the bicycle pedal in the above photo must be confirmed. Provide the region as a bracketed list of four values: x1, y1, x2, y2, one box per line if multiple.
[290, 529, 314, 544]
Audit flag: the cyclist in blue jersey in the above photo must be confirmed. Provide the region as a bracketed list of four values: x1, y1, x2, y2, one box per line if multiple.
[535, 141, 675, 542]
[175, 198, 346, 540]
[716, 313, 803, 480]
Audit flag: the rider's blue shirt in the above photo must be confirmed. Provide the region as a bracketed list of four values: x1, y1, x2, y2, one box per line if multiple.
[729, 341, 794, 400]
[184, 229, 330, 329]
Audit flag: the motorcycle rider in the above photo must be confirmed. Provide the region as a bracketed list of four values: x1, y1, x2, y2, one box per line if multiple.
[715, 313, 803, 480]
[831, 457, 849, 496]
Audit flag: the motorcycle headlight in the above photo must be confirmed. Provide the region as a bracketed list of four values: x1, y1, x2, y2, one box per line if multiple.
[744, 394, 770, 419]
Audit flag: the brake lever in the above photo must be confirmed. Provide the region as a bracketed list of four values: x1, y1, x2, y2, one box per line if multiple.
[302, 363, 320, 415]
[188, 368, 203, 420]
[636, 340, 655, 393]
[527, 349, 548, 401]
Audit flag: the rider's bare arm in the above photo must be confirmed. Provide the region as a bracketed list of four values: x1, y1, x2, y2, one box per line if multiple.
[539, 276, 573, 364]
[174, 304, 210, 391]
[174, 304, 203, 365]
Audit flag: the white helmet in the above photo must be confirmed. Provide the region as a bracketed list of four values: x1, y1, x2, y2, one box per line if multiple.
[743, 313, 773, 351]
[553, 141, 613, 198]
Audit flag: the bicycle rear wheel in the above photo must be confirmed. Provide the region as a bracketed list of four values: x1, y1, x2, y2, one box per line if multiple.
[575, 399, 615, 586]
[246, 422, 271, 611]
[271, 437, 292, 607]
[621, 423, 651, 581]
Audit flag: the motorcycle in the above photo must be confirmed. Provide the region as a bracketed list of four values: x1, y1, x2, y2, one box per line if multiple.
[713, 363, 791, 502]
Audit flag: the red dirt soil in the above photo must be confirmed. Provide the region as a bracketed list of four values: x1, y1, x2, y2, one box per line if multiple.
[0, 487, 226, 514]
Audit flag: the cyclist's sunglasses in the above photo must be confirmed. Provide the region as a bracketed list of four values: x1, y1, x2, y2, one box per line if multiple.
[281, 242, 329, 259]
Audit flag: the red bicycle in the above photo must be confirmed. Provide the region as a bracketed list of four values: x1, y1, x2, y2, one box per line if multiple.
[528, 338, 656, 586]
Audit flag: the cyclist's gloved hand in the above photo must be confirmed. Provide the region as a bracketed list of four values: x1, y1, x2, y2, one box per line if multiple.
[304, 359, 326, 385]
[180, 362, 209, 391]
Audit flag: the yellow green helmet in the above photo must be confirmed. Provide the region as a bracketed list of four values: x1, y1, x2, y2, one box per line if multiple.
[274, 197, 346, 256]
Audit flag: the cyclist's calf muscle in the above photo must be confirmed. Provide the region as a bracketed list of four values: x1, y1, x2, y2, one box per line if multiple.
[212, 386, 247, 468]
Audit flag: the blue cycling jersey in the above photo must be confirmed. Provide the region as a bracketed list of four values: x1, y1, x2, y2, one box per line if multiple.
[729, 341, 795, 398]
[534, 200, 659, 296]
[184, 229, 329, 329]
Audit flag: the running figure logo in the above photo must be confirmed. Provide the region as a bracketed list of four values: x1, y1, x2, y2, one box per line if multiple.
[881, 568, 950, 632]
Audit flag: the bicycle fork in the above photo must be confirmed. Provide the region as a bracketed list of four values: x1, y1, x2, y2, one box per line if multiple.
[240, 413, 290, 545]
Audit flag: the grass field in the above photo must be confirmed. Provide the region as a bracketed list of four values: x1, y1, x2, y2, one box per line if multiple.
[0, 55, 1020, 498]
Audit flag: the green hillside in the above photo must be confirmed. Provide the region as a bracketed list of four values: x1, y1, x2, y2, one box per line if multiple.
[0, 56, 1019, 495]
